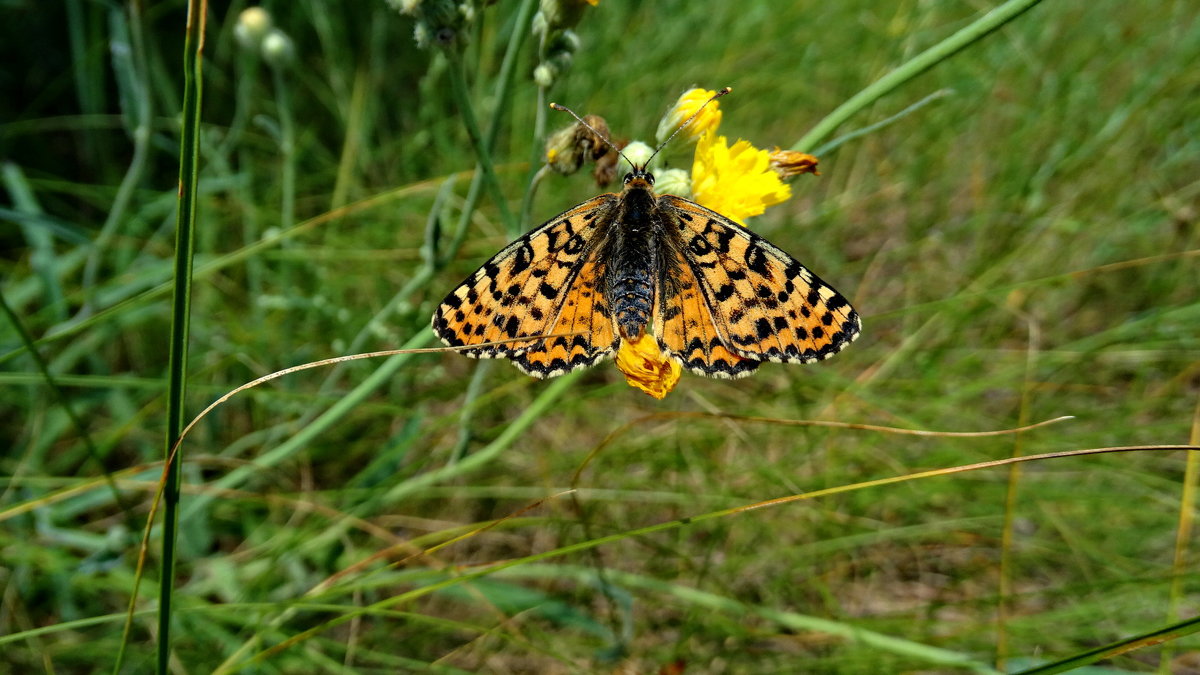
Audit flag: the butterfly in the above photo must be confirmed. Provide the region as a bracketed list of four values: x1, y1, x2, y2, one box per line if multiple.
[432, 97, 860, 382]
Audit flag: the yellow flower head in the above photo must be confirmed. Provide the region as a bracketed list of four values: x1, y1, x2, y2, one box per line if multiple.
[691, 131, 792, 224]
[615, 333, 681, 399]
[655, 88, 724, 145]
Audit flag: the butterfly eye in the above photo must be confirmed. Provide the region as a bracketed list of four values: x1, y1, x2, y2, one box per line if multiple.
[623, 172, 634, 184]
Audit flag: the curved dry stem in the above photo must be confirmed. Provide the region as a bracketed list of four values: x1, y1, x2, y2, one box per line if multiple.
[571, 410, 1074, 487]
[241, 443, 1200, 670]
[122, 330, 584, 670]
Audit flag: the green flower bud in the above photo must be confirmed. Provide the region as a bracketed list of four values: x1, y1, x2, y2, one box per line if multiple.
[654, 168, 692, 197]
[533, 63, 557, 87]
[261, 28, 294, 67]
[617, 140, 654, 175]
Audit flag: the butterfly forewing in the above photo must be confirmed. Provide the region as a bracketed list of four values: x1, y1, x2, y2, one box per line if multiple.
[657, 195, 861, 365]
[432, 195, 620, 376]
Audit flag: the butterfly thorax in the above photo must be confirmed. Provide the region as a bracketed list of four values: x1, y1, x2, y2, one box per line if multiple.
[606, 171, 660, 340]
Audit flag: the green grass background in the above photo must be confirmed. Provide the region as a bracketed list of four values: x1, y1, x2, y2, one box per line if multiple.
[2, 0, 1199, 672]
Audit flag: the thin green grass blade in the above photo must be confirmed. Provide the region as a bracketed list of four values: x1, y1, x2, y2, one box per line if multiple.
[504, 564, 1000, 674]
[1162, 405, 1200, 670]
[242, 446, 1199, 671]
[793, 0, 1044, 151]
[445, 49, 517, 235]
[383, 370, 585, 503]
[81, 2, 154, 304]
[178, 331, 434, 523]
[2, 163, 67, 320]
[0, 176, 456, 368]
[0, 291, 134, 526]
[809, 88, 954, 157]
[1011, 614, 1200, 675]
[150, 1, 206, 673]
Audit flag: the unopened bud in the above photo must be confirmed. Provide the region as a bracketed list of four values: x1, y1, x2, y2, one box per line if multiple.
[617, 140, 654, 176]
[654, 168, 692, 198]
[235, 7, 272, 50]
[769, 148, 820, 178]
[261, 28, 294, 67]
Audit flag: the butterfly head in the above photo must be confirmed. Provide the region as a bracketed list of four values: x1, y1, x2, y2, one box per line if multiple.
[623, 167, 655, 191]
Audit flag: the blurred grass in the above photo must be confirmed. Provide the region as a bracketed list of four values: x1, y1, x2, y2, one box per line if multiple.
[2, 0, 1199, 673]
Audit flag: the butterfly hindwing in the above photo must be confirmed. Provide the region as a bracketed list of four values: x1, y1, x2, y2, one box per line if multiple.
[509, 258, 616, 377]
[654, 244, 761, 378]
[432, 195, 620, 377]
[656, 195, 861, 365]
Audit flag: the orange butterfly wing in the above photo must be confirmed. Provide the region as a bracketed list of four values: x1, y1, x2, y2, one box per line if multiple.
[654, 195, 860, 372]
[432, 195, 620, 378]
[655, 244, 761, 378]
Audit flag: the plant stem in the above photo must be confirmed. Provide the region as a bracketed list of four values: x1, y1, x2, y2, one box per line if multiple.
[444, 49, 517, 234]
[271, 63, 297, 233]
[82, 2, 154, 310]
[1011, 614, 1200, 675]
[809, 88, 953, 156]
[383, 371, 584, 503]
[518, 28, 550, 233]
[0, 291, 134, 525]
[1163, 401, 1200, 671]
[441, 0, 538, 456]
[181, 331, 435, 523]
[793, 0, 1044, 151]
[153, 1, 205, 673]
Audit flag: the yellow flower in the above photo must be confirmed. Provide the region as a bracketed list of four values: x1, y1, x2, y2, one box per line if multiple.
[614, 333, 681, 399]
[655, 88, 724, 145]
[690, 131, 791, 224]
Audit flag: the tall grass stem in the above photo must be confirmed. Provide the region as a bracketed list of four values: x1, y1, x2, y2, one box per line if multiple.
[793, 0, 1044, 151]
[154, 1, 206, 672]
[82, 3, 154, 307]
[445, 49, 517, 234]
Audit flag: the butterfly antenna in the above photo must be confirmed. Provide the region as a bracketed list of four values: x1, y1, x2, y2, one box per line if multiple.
[645, 86, 732, 166]
[548, 102, 633, 169]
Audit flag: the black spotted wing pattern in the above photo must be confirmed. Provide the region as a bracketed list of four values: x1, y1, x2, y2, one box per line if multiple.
[432, 195, 621, 377]
[655, 195, 860, 371]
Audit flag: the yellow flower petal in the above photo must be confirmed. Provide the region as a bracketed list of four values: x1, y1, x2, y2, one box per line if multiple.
[655, 88, 724, 145]
[691, 131, 791, 224]
[614, 333, 681, 399]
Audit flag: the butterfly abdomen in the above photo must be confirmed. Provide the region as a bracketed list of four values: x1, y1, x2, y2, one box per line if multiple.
[609, 267, 653, 339]
[606, 183, 659, 339]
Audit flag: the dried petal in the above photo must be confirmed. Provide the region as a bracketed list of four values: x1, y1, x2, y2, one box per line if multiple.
[769, 148, 821, 178]
[615, 333, 681, 399]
